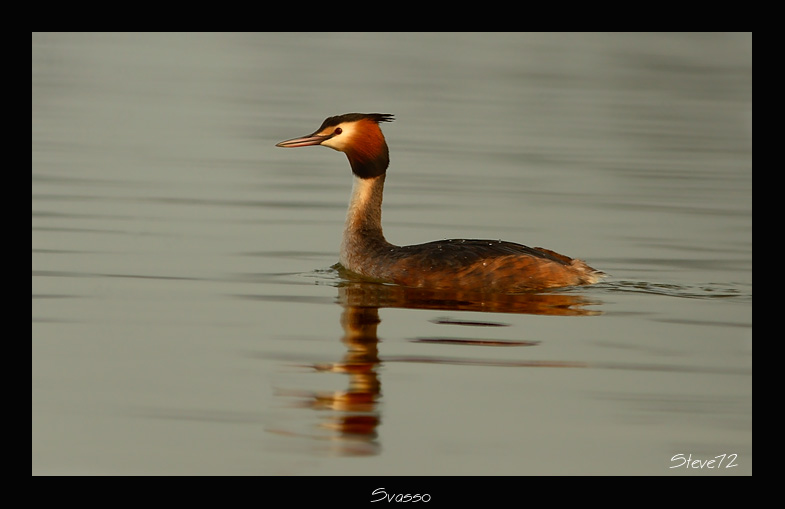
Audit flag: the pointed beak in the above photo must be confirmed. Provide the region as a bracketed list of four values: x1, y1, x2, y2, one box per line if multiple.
[275, 132, 331, 148]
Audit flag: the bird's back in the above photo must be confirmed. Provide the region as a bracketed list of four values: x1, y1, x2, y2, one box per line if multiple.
[355, 238, 603, 292]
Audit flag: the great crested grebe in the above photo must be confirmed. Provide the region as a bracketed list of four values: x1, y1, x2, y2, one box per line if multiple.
[276, 113, 604, 293]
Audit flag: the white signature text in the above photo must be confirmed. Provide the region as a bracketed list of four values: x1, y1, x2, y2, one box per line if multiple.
[371, 488, 431, 503]
[670, 453, 738, 469]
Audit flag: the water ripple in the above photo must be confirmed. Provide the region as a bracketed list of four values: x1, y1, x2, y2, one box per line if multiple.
[600, 280, 750, 301]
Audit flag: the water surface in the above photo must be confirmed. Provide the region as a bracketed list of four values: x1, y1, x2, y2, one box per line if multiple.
[32, 32, 752, 476]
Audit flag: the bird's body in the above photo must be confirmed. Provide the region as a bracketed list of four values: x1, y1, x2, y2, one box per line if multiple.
[276, 113, 603, 293]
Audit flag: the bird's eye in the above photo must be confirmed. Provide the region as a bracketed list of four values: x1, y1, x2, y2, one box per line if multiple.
[334, 127, 342, 135]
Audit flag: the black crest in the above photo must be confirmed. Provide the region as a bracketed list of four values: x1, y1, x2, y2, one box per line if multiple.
[318, 113, 394, 131]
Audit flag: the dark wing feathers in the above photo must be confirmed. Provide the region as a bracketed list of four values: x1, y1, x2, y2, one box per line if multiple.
[393, 239, 573, 268]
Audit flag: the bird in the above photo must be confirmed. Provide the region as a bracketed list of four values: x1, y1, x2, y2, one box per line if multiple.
[276, 113, 604, 293]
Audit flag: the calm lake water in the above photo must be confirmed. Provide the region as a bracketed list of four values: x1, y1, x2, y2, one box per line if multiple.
[32, 32, 752, 476]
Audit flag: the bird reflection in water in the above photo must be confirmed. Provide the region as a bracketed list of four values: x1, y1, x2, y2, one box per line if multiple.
[271, 279, 601, 456]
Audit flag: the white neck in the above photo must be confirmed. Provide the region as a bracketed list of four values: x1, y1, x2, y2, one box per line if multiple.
[339, 174, 390, 271]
